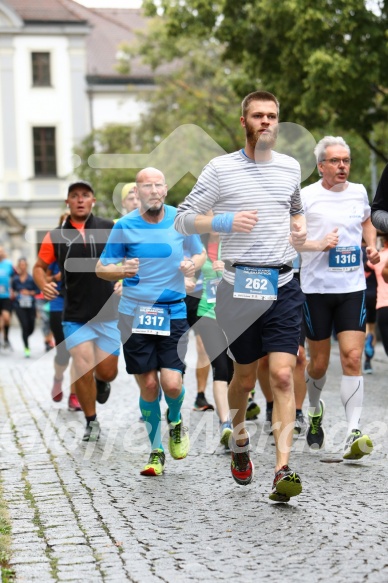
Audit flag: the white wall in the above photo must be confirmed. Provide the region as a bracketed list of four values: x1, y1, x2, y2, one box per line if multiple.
[91, 89, 150, 129]
[13, 34, 88, 201]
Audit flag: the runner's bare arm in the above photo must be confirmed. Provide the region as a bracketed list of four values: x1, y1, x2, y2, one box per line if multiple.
[294, 227, 339, 252]
[362, 217, 380, 264]
[96, 258, 139, 281]
[33, 257, 59, 300]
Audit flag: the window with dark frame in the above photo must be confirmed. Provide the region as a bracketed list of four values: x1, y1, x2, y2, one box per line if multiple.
[33, 127, 57, 177]
[32, 52, 51, 86]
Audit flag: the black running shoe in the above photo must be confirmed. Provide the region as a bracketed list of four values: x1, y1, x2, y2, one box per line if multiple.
[306, 399, 325, 450]
[193, 393, 214, 411]
[82, 420, 101, 442]
[230, 437, 254, 486]
[95, 378, 111, 404]
[269, 465, 302, 502]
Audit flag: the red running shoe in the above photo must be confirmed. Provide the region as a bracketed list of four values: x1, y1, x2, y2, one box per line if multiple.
[68, 393, 82, 412]
[230, 437, 254, 486]
[51, 378, 63, 402]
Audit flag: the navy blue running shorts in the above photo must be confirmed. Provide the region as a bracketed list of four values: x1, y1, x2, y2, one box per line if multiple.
[215, 277, 305, 365]
[118, 314, 189, 375]
[303, 290, 366, 341]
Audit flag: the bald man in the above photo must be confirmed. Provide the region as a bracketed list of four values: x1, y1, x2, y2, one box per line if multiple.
[97, 168, 206, 477]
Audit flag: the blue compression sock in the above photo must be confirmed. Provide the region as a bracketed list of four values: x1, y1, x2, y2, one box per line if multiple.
[139, 396, 163, 450]
[165, 386, 186, 424]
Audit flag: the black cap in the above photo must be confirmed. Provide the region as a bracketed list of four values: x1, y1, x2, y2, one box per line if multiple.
[67, 180, 94, 195]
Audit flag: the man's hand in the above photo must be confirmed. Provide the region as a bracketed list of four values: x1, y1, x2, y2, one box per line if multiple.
[42, 281, 59, 301]
[52, 272, 62, 282]
[113, 281, 122, 296]
[180, 259, 196, 277]
[231, 211, 258, 233]
[366, 246, 380, 265]
[321, 227, 339, 251]
[122, 258, 139, 278]
[212, 260, 225, 272]
[290, 222, 307, 248]
[185, 277, 196, 293]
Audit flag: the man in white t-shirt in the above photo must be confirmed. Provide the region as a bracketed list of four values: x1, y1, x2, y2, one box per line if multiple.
[299, 136, 379, 460]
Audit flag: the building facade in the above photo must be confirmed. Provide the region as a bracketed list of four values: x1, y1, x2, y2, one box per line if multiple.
[0, 0, 153, 265]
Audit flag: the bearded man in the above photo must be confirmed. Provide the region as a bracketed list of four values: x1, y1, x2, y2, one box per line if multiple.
[174, 90, 306, 503]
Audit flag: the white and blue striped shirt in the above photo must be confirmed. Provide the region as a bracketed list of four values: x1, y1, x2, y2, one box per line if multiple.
[175, 149, 303, 287]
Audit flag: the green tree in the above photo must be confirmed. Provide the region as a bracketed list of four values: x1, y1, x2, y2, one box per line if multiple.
[143, 0, 388, 163]
[115, 18, 258, 204]
[74, 124, 138, 218]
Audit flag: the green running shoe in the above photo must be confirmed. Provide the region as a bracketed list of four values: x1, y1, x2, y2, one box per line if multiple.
[140, 449, 166, 476]
[269, 465, 302, 502]
[219, 422, 232, 450]
[166, 409, 190, 460]
[343, 429, 373, 460]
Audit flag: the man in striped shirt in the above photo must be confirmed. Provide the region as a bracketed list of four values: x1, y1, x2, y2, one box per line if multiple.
[175, 90, 306, 502]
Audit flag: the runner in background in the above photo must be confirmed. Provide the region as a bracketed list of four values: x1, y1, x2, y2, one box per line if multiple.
[0, 246, 15, 351]
[47, 256, 81, 412]
[33, 180, 121, 442]
[367, 233, 388, 360]
[12, 258, 40, 358]
[195, 230, 233, 450]
[121, 183, 140, 214]
[183, 244, 213, 412]
[362, 239, 377, 374]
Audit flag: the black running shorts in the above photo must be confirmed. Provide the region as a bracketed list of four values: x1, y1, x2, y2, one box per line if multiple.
[303, 290, 366, 341]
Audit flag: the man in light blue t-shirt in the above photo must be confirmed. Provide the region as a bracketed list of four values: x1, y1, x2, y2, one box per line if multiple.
[96, 167, 205, 477]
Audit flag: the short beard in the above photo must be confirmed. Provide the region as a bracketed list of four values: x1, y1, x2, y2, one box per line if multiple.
[245, 122, 278, 151]
[145, 205, 163, 218]
[255, 133, 277, 151]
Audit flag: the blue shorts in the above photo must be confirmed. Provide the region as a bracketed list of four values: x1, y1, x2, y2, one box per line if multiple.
[118, 314, 189, 375]
[62, 320, 121, 356]
[215, 277, 305, 364]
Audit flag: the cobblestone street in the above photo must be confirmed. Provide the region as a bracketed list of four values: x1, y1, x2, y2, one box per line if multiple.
[0, 326, 387, 582]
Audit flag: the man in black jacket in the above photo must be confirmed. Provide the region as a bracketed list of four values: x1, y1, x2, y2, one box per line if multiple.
[33, 181, 121, 442]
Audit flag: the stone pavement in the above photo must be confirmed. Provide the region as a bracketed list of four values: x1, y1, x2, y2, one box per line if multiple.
[0, 325, 387, 583]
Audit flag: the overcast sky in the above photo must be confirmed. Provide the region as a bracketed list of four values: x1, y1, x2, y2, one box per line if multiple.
[75, 0, 142, 8]
[76, 0, 381, 13]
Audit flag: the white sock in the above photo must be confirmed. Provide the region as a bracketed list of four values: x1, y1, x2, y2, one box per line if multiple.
[305, 369, 326, 415]
[340, 375, 363, 434]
